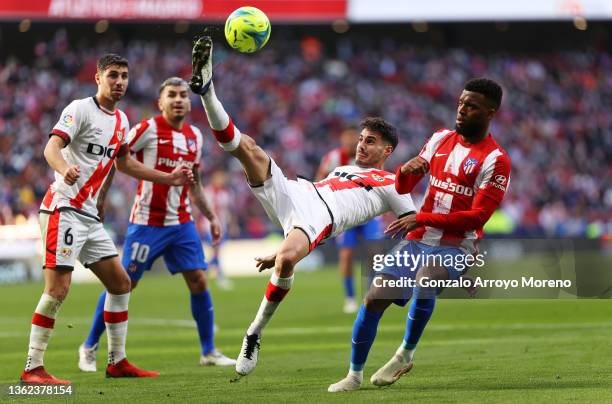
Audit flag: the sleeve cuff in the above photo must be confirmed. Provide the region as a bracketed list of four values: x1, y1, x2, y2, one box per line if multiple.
[415, 212, 428, 225]
[50, 129, 70, 145]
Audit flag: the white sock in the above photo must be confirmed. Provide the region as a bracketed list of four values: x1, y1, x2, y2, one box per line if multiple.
[247, 273, 294, 335]
[348, 369, 363, 383]
[200, 84, 241, 151]
[25, 293, 62, 371]
[104, 292, 130, 365]
[396, 344, 415, 363]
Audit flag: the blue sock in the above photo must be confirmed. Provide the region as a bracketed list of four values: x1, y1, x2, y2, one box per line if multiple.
[84, 291, 107, 348]
[191, 290, 214, 355]
[403, 286, 436, 349]
[350, 304, 383, 371]
[343, 276, 355, 299]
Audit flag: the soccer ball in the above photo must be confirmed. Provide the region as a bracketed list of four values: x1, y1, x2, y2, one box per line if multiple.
[224, 6, 271, 53]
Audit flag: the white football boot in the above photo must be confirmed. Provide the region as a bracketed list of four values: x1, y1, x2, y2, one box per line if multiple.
[200, 349, 236, 366]
[343, 298, 358, 314]
[78, 343, 98, 372]
[328, 373, 362, 392]
[370, 354, 414, 386]
[235, 334, 260, 376]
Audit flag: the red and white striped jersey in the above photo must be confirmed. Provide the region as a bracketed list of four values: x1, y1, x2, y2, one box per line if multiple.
[40, 97, 129, 221]
[315, 166, 416, 236]
[318, 147, 354, 176]
[407, 129, 511, 252]
[202, 185, 232, 232]
[128, 115, 204, 226]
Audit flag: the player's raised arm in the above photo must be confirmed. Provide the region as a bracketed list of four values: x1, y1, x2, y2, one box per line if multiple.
[114, 147, 194, 185]
[395, 156, 428, 194]
[387, 153, 511, 237]
[395, 129, 452, 194]
[188, 169, 222, 245]
[414, 154, 511, 231]
[43, 135, 80, 185]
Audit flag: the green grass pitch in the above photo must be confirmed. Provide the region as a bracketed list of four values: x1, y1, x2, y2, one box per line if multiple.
[0, 268, 610, 403]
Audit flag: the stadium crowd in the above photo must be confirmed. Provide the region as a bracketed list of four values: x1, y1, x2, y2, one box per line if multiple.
[0, 28, 609, 240]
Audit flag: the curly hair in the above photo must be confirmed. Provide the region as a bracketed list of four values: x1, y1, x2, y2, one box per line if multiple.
[464, 77, 503, 110]
[360, 117, 398, 150]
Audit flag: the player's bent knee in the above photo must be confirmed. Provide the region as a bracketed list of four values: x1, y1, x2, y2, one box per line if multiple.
[45, 284, 70, 301]
[416, 265, 448, 282]
[108, 273, 131, 295]
[363, 296, 390, 312]
[183, 270, 207, 293]
[274, 253, 296, 277]
[129, 279, 139, 291]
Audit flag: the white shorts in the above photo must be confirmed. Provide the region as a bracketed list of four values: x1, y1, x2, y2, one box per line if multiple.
[39, 209, 118, 270]
[250, 158, 333, 250]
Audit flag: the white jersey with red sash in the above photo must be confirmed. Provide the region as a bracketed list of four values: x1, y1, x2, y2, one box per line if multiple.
[315, 165, 416, 237]
[40, 97, 129, 221]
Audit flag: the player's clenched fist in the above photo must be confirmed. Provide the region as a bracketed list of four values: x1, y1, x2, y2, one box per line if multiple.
[63, 165, 81, 185]
[400, 156, 429, 175]
[167, 165, 195, 186]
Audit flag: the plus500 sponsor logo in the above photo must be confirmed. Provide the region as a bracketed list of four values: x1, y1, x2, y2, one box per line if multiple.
[430, 176, 473, 196]
[157, 158, 194, 168]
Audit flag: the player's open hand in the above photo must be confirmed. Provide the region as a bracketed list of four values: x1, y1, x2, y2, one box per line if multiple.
[385, 213, 418, 239]
[209, 216, 222, 246]
[168, 165, 195, 186]
[400, 156, 429, 175]
[63, 165, 81, 185]
[255, 253, 276, 272]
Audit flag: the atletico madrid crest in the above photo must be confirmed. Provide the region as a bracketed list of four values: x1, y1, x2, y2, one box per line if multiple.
[188, 139, 196, 153]
[463, 157, 478, 174]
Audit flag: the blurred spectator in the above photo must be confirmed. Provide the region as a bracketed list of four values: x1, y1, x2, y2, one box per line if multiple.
[0, 28, 609, 239]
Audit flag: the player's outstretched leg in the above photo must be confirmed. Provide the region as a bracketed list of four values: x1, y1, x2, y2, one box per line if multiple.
[89, 258, 159, 378]
[190, 36, 270, 186]
[78, 291, 106, 372]
[20, 269, 72, 385]
[235, 229, 310, 376]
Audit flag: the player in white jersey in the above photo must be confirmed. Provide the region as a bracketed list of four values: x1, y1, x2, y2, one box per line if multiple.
[78, 77, 235, 370]
[316, 128, 384, 314]
[189, 36, 416, 377]
[21, 55, 193, 385]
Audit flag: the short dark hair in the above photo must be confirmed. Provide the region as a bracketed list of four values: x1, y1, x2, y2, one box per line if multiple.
[360, 117, 398, 150]
[96, 53, 129, 73]
[159, 77, 189, 94]
[464, 78, 503, 110]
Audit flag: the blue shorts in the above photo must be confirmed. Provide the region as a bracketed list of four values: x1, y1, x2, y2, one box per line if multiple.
[336, 217, 383, 248]
[376, 239, 467, 305]
[122, 222, 207, 281]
